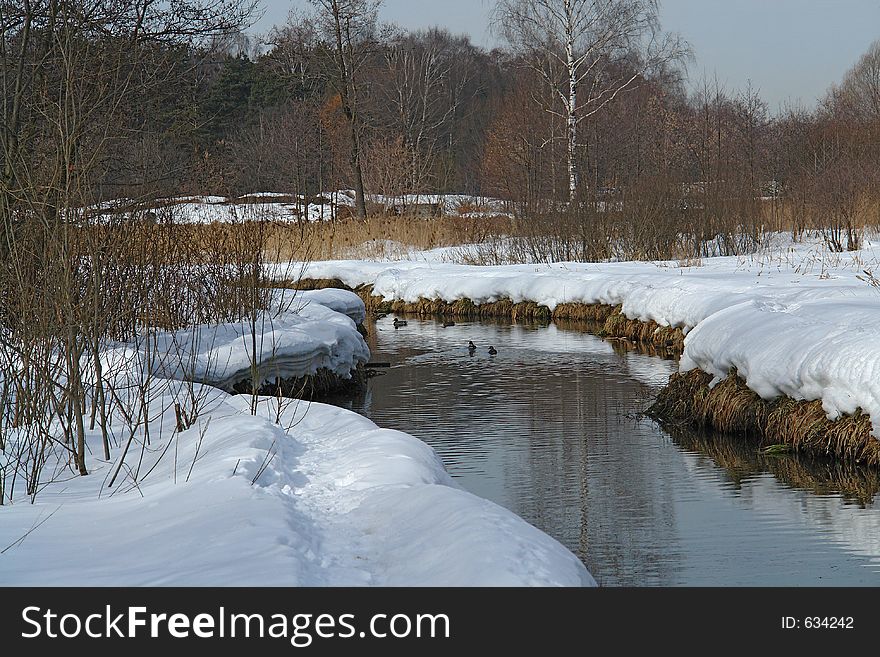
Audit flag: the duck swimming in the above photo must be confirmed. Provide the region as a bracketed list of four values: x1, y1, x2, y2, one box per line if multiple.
[467, 340, 477, 353]
[393, 318, 407, 328]
[488, 346, 498, 355]
[442, 321, 456, 328]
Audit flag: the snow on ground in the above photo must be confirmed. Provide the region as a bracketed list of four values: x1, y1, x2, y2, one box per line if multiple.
[89, 192, 512, 225]
[122, 298, 371, 393]
[158, 199, 301, 224]
[362, 193, 512, 218]
[0, 290, 593, 587]
[287, 235, 880, 436]
[297, 288, 367, 325]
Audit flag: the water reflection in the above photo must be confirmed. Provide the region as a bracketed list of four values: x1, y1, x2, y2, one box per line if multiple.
[329, 315, 880, 586]
[666, 426, 880, 507]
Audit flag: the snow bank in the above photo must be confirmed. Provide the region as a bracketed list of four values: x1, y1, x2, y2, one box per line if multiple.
[0, 290, 593, 586]
[290, 237, 880, 435]
[90, 192, 512, 225]
[297, 288, 367, 326]
[0, 394, 592, 586]
[101, 291, 370, 393]
[680, 298, 880, 434]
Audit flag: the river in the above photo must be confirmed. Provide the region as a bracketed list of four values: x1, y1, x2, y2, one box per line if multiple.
[328, 315, 880, 586]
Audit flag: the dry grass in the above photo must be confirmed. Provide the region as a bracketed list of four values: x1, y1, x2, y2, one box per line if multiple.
[265, 214, 513, 262]
[599, 306, 685, 350]
[552, 302, 617, 322]
[380, 297, 553, 322]
[650, 369, 880, 466]
[289, 277, 354, 292]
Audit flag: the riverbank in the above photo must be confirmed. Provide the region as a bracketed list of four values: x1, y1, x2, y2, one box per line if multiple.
[0, 290, 593, 586]
[281, 235, 880, 465]
[344, 312, 880, 585]
[292, 279, 685, 351]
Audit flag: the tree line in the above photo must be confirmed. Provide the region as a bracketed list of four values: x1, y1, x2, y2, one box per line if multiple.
[3, 1, 880, 235]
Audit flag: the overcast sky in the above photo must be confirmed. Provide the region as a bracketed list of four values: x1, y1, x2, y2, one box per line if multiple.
[251, 0, 880, 111]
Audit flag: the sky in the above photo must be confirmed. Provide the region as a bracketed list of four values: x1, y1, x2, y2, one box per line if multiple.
[251, 0, 880, 111]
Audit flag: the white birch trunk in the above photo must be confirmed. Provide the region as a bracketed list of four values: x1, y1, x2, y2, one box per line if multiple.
[565, 1, 578, 202]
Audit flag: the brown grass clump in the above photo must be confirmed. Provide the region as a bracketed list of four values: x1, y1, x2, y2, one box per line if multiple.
[283, 277, 354, 292]
[552, 302, 616, 323]
[600, 306, 685, 351]
[384, 296, 553, 322]
[650, 369, 880, 466]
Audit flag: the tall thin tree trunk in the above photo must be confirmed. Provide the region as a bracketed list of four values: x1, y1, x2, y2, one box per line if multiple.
[566, 29, 578, 202]
[331, 3, 367, 220]
[349, 120, 367, 219]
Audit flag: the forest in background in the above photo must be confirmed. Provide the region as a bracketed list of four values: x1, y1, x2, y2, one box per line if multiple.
[2, 0, 880, 255]
[1, 0, 880, 494]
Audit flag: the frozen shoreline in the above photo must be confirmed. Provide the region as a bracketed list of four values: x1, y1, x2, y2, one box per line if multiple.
[0, 290, 593, 587]
[291, 237, 880, 438]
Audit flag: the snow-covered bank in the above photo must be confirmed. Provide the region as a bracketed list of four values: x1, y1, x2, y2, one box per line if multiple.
[90, 192, 511, 225]
[0, 395, 592, 586]
[112, 295, 370, 394]
[0, 290, 593, 587]
[288, 237, 880, 437]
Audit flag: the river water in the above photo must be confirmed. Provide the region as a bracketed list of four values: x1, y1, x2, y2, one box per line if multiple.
[328, 316, 880, 586]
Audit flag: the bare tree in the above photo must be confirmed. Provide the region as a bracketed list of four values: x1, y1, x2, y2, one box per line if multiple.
[828, 40, 880, 123]
[309, 0, 381, 219]
[493, 0, 687, 201]
[0, 0, 258, 480]
[380, 29, 475, 196]
[265, 10, 323, 96]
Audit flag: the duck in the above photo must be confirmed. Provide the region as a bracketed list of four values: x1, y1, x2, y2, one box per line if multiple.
[442, 321, 456, 328]
[488, 346, 498, 355]
[467, 340, 477, 354]
[393, 318, 407, 329]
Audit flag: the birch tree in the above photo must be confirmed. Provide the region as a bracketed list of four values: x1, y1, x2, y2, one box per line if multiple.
[493, 0, 687, 201]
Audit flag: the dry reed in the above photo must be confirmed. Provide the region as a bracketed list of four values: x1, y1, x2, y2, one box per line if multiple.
[650, 369, 880, 466]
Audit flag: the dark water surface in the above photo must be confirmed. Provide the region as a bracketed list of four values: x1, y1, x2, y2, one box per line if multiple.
[329, 316, 880, 586]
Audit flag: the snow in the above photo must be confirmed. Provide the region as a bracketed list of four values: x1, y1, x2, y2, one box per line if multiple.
[238, 192, 292, 200]
[364, 193, 511, 217]
[158, 200, 299, 224]
[0, 289, 593, 587]
[287, 235, 880, 436]
[680, 298, 880, 429]
[89, 192, 513, 225]
[297, 288, 367, 326]
[135, 299, 370, 393]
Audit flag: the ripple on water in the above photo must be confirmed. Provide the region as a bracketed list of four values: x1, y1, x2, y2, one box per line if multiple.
[331, 317, 880, 586]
